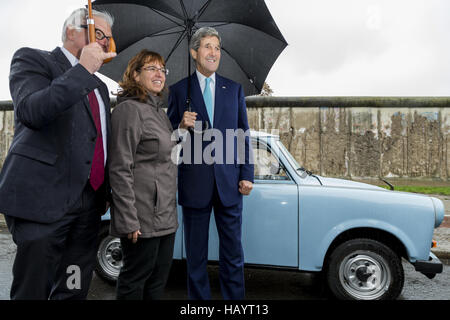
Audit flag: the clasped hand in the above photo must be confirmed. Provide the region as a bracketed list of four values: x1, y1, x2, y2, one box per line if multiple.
[239, 180, 253, 195]
[180, 111, 197, 130]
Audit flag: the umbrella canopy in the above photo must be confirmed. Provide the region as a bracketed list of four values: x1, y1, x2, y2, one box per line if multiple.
[93, 0, 287, 96]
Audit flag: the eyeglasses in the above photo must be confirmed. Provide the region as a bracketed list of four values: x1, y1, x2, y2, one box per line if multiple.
[141, 66, 169, 76]
[79, 25, 112, 42]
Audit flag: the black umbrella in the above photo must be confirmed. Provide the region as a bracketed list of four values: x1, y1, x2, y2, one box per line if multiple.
[93, 0, 287, 96]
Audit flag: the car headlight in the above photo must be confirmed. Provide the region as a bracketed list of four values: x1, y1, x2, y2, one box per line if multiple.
[430, 197, 445, 228]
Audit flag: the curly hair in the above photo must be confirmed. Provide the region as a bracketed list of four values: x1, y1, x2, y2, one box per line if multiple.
[116, 49, 166, 102]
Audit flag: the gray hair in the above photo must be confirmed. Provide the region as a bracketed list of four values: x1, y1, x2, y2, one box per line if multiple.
[190, 27, 221, 51]
[62, 8, 114, 43]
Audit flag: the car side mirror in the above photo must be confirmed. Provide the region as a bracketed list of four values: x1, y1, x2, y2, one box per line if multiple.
[269, 162, 281, 175]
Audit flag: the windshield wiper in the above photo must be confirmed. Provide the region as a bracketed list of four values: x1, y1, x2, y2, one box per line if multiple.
[297, 167, 322, 185]
[297, 167, 313, 175]
[380, 178, 394, 190]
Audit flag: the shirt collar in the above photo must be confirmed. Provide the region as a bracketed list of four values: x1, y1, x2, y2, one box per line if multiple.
[196, 69, 216, 86]
[60, 46, 79, 67]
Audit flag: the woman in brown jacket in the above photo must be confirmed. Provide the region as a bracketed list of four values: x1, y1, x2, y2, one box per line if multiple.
[109, 49, 178, 300]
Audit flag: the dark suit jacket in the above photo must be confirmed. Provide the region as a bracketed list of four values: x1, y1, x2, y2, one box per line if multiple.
[167, 73, 254, 209]
[0, 47, 111, 223]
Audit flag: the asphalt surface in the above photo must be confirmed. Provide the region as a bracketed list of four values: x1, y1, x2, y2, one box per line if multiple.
[0, 227, 449, 300]
[86, 260, 450, 300]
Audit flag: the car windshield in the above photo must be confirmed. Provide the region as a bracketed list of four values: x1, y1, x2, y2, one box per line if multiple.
[275, 140, 303, 176]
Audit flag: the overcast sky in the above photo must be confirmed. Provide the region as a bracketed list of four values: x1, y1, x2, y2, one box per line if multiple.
[0, 0, 449, 100]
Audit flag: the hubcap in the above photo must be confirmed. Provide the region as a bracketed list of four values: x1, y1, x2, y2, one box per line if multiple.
[339, 252, 391, 300]
[97, 236, 122, 279]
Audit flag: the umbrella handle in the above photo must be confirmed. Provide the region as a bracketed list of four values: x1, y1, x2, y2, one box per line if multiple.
[103, 37, 116, 63]
[87, 0, 96, 44]
[87, 0, 116, 64]
[185, 29, 209, 133]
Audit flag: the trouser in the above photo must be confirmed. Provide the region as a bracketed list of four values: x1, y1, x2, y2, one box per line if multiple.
[182, 183, 245, 300]
[116, 232, 175, 300]
[5, 182, 104, 300]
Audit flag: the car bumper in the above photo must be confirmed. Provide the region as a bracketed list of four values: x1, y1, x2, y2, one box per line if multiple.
[413, 252, 443, 279]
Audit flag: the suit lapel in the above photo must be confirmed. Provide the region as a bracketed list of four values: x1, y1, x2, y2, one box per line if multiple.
[95, 76, 109, 106]
[94, 75, 111, 143]
[213, 74, 226, 127]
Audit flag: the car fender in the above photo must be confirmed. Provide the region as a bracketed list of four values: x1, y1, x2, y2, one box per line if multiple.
[315, 219, 417, 271]
[298, 186, 435, 272]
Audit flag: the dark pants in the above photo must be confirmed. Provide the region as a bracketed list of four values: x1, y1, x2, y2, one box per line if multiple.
[183, 184, 245, 300]
[5, 183, 104, 300]
[116, 232, 175, 300]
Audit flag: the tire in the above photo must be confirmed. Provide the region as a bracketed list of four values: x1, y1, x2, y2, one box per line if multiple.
[95, 224, 122, 283]
[325, 238, 404, 300]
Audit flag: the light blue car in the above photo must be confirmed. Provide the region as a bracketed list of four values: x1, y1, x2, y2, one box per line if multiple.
[96, 131, 444, 300]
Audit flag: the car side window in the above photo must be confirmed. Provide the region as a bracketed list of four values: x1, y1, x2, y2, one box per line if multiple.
[252, 141, 290, 181]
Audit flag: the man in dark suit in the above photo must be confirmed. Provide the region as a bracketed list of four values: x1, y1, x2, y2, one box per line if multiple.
[0, 8, 116, 300]
[167, 27, 254, 300]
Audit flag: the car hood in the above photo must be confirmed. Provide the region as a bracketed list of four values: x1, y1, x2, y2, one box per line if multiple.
[316, 176, 385, 190]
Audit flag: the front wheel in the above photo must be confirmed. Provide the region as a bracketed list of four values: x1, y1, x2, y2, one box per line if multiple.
[325, 238, 404, 300]
[95, 224, 122, 283]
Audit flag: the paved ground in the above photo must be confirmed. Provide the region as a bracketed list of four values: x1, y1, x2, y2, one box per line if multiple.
[0, 228, 449, 300]
[87, 260, 450, 300]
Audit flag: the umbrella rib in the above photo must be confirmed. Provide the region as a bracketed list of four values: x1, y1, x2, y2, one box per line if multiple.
[150, 30, 184, 37]
[196, 0, 213, 21]
[165, 29, 188, 63]
[179, 0, 189, 19]
[199, 21, 288, 45]
[203, 22, 229, 29]
[220, 46, 258, 91]
[147, 7, 184, 27]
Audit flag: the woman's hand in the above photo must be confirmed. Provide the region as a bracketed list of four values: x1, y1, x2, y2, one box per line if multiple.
[128, 230, 142, 243]
[179, 111, 197, 129]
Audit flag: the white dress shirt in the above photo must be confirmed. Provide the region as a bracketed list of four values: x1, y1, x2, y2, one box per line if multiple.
[61, 46, 108, 165]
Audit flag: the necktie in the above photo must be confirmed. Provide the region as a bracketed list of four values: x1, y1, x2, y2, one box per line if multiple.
[203, 77, 213, 126]
[88, 91, 105, 191]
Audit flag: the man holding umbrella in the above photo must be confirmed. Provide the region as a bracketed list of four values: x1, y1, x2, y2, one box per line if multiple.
[167, 27, 254, 300]
[0, 8, 115, 299]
